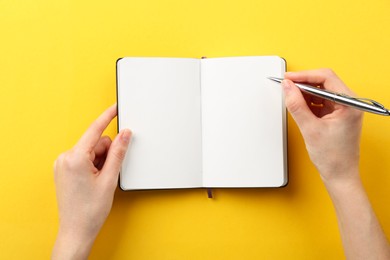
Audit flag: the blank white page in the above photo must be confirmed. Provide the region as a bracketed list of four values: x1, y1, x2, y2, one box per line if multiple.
[201, 56, 287, 187]
[117, 58, 202, 190]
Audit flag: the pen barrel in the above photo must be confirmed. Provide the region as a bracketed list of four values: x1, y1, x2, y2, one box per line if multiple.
[295, 83, 390, 116]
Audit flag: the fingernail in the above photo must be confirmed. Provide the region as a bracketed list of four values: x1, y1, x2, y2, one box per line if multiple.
[121, 129, 132, 143]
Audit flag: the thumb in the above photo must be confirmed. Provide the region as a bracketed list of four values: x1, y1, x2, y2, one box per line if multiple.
[282, 79, 317, 130]
[101, 129, 132, 183]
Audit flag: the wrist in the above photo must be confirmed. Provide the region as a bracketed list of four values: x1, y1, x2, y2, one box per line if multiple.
[321, 168, 363, 199]
[316, 159, 360, 185]
[52, 226, 97, 260]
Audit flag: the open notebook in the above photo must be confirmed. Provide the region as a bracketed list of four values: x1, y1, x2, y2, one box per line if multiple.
[117, 56, 287, 190]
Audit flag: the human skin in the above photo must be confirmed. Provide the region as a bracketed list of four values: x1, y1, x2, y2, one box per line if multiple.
[283, 69, 390, 260]
[52, 70, 390, 260]
[52, 105, 131, 260]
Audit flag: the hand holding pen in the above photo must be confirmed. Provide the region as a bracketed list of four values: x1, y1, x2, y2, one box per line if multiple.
[277, 69, 363, 182]
[269, 75, 390, 116]
[278, 70, 390, 259]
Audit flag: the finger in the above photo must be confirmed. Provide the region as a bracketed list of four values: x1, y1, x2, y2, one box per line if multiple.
[285, 69, 330, 85]
[93, 137, 112, 169]
[320, 99, 337, 117]
[302, 92, 326, 117]
[94, 136, 112, 158]
[94, 156, 107, 171]
[285, 69, 353, 94]
[76, 104, 117, 152]
[100, 129, 132, 185]
[282, 79, 317, 129]
[285, 70, 323, 85]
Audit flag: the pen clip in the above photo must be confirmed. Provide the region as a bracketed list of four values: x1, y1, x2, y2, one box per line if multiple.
[354, 97, 385, 109]
[337, 93, 385, 109]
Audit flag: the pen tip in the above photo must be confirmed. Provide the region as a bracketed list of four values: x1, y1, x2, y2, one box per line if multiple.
[268, 77, 282, 83]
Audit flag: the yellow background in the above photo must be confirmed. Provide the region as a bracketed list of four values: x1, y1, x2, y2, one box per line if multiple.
[1, 0, 390, 259]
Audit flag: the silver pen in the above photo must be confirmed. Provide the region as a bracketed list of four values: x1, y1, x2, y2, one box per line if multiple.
[268, 77, 390, 116]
